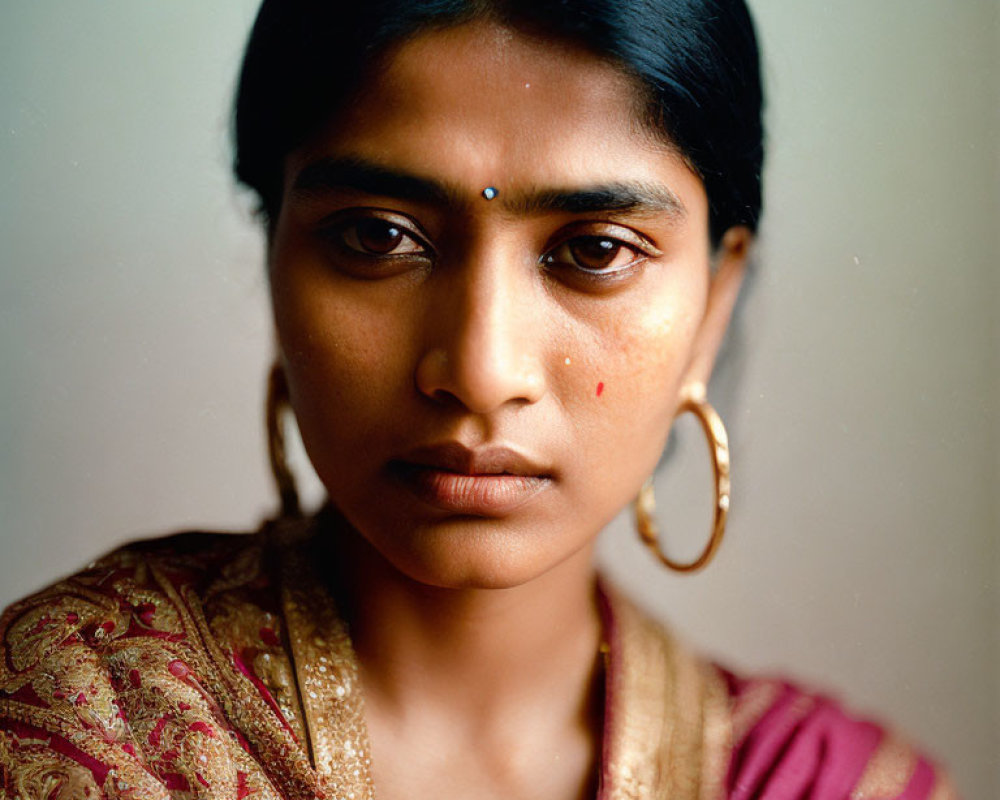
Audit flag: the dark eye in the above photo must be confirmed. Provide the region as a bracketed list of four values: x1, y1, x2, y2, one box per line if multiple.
[543, 235, 646, 275]
[338, 218, 427, 257]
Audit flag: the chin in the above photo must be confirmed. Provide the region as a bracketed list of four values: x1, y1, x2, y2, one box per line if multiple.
[372, 516, 589, 591]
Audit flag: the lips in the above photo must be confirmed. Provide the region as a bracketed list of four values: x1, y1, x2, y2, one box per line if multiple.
[389, 442, 553, 515]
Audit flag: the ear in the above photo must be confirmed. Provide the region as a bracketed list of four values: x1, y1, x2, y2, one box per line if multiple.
[680, 226, 753, 401]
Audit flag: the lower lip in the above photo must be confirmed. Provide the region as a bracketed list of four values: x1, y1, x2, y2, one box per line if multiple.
[391, 464, 550, 515]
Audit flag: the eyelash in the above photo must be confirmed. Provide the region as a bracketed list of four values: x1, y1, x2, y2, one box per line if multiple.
[541, 236, 648, 279]
[318, 212, 655, 284]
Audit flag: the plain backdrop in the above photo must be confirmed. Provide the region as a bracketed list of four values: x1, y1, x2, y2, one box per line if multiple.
[1, 2, 997, 796]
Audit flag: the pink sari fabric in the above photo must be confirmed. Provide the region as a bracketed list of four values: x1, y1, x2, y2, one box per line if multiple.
[722, 671, 950, 799]
[597, 582, 956, 799]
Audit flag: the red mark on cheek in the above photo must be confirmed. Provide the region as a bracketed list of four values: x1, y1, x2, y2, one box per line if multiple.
[596, 382, 605, 397]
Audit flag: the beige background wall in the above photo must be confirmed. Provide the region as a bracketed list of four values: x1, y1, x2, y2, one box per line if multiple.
[1, 2, 996, 795]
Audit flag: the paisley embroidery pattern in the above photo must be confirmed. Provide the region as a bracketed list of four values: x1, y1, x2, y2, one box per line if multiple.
[0, 527, 320, 800]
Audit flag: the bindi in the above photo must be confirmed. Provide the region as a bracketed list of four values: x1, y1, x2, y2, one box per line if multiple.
[481, 186, 498, 200]
[596, 382, 605, 397]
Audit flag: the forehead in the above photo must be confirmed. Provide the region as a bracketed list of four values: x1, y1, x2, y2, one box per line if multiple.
[369, 21, 647, 126]
[287, 20, 705, 219]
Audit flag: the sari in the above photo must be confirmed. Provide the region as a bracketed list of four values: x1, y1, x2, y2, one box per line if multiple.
[0, 515, 956, 799]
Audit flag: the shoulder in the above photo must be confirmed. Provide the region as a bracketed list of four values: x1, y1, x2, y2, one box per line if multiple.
[0, 528, 270, 670]
[0, 525, 294, 799]
[720, 669, 959, 800]
[599, 585, 958, 800]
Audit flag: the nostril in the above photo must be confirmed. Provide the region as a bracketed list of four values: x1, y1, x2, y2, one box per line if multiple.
[427, 387, 464, 408]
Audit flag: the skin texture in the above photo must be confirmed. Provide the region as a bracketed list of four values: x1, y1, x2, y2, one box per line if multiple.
[268, 20, 751, 800]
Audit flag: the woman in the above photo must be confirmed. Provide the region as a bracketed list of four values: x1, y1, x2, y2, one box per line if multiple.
[0, 1, 958, 798]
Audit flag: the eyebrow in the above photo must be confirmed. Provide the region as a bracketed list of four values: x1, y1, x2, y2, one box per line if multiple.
[290, 156, 686, 219]
[508, 184, 685, 219]
[291, 156, 456, 205]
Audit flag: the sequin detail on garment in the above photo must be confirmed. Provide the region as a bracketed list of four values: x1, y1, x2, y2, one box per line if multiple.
[281, 538, 375, 800]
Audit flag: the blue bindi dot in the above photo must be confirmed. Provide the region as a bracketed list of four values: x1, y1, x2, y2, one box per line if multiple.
[481, 186, 498, 200]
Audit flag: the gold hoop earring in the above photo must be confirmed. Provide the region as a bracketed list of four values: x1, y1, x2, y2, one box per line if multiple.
[266, 362, 301, 518]
[634, 396, 730, 573]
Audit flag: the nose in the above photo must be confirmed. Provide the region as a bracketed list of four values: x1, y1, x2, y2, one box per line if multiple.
[415, 246, 546, 414]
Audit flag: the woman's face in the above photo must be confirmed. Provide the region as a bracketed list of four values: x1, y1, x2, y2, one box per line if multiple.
[269, 21, 749, 589]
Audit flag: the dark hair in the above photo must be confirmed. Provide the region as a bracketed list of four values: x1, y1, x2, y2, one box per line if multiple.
[233, 0, 764, 246]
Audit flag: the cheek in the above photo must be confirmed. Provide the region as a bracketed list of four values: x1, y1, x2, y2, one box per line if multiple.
[590, 296, 699, 419]
[562, 276, 706, 488]
[268, 256, 416, 463]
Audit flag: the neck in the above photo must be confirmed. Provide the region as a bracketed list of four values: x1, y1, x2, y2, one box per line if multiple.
[324, 519, 604, 723]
